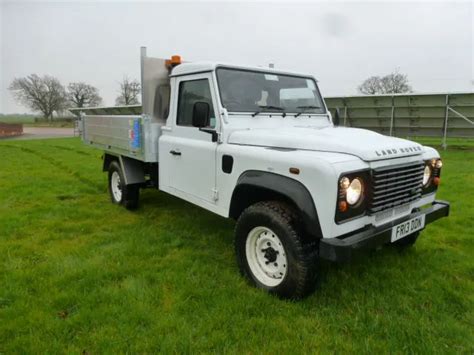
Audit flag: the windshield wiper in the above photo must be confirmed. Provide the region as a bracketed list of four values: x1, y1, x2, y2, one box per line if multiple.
[295, 105, 321, 118]
[252, 105, 285, 117]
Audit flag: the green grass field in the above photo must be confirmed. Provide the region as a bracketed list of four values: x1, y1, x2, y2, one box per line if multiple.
[0, 138, 472, 353]
[0, 114, 36, 124]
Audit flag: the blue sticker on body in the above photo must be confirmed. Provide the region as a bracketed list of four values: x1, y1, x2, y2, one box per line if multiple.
[129, 118, 141, 149]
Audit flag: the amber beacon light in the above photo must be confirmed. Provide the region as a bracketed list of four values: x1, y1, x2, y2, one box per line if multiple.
[166, 55, 182, 68]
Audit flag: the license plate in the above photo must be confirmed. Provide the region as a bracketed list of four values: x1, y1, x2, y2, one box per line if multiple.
[391, 215, 425, 243]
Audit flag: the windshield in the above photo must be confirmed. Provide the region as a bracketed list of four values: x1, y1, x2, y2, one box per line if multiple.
[216, 68, 326, 115]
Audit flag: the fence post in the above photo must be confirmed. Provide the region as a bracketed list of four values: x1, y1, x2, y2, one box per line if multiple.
[442, 94, 449, 150]
[344, 104, 347, 126]
[389, 95, 395, 136]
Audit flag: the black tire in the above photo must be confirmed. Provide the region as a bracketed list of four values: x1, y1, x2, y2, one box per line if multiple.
[108, 161, 140, 210]
[393, 231, 419, 248]
[234, 201, 319, 299]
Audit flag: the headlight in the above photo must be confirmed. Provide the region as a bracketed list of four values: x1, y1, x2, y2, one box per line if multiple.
[346, 178, 363, 205]
[336, 171, 370, 223]
[423, 165, 431, 186]
[422, 159, 442, 195]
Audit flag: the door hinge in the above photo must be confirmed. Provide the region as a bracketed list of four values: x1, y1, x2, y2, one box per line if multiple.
[212, 188, 219, 201]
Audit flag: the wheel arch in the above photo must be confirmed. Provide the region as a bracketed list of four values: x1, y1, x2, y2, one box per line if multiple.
[102, 153, 119, 172]
[103, 153, 146, 185]
[229, 170, 323, 239]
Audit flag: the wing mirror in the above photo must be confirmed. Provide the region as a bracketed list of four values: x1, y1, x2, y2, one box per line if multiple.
[192, 101, 210, 128]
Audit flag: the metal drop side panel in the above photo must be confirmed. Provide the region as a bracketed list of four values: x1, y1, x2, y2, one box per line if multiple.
[81, 114, 160, 162]
[82, 114, 143, 159]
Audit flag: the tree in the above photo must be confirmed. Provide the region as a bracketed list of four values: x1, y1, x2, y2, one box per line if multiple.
[115, 77, 141, 105]
[379, 72, 412, 94]
[357, 76, 383, 95]
[67, 82, 103, 108]
[9, 74, 67, 121]
[358, 70, 412, 95]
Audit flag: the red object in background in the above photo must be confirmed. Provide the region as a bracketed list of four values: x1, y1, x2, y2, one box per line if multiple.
[0, 123, 23, 138]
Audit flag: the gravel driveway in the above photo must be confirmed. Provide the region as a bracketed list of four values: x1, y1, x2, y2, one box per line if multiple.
[1, 127, 75, 140]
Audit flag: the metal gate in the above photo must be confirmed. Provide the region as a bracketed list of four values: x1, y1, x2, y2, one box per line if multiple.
[325, 92, 474, 148]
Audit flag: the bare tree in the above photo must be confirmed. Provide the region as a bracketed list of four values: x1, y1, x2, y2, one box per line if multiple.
[9, 74, 67, 121]
[115, 77, 141, 105]
[67, 82, 103, 108]
[380, 72, 412, 94]
[358, 70, 412, 95]
[357, 76, 383, 95]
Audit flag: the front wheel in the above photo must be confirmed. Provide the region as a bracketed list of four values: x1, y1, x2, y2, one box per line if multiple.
[234, 201, 318, 299]
[108, 161, 140, 210]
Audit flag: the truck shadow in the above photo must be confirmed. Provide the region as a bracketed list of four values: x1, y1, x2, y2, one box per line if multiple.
[138, 188, 235, 243]
[138, 189, 448, 304]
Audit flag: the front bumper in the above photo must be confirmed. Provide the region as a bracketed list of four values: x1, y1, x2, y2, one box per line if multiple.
[319, 200, 450, 262]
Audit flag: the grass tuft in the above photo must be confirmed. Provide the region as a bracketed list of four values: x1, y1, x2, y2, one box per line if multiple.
[0, 137, 472, 352]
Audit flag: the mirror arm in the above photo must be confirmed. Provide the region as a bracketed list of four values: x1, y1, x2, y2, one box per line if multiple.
[199, 128, 218, 142]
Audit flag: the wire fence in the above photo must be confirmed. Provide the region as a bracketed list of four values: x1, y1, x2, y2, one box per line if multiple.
[325, 92, 474, 149]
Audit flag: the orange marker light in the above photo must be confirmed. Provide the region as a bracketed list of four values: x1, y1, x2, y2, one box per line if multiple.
[289, 167, 300, 175]
[165, 55, 182, 68]
[433, 177, 440, 186]
[338, 201, 348, 212]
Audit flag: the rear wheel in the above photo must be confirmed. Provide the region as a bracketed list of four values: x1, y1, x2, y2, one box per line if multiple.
[108, 161, 139, 210]
[235, 201, 318, 299]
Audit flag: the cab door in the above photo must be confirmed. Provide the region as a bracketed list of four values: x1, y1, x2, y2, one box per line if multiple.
[159, 73, 219, 204]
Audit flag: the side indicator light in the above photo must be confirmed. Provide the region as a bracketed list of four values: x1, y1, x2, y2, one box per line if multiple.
[338, 201, 348, 212]
[289, 167, 300, 175]
[433, 177, 440, 186]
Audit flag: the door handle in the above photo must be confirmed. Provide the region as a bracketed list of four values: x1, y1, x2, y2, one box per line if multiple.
[169, 150, 181, 156]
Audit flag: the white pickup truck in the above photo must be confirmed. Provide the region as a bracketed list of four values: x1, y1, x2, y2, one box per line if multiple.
[72, 48, 449, 299]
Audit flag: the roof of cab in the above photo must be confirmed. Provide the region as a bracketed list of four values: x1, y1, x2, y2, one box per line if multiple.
[170, 61, 316, 80]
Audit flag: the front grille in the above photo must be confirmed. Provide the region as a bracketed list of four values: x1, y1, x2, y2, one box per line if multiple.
[369, 161, 424, 214]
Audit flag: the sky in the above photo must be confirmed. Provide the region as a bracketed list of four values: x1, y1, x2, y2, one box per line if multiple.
[0, 0, 472, 114]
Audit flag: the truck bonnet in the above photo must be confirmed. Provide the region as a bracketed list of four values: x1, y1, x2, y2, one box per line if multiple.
[228, 126, 424, 162]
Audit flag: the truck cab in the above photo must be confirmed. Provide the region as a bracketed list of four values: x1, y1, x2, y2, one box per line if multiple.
[73, 49, 449, 299]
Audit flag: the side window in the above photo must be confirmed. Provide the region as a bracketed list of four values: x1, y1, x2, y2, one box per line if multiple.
[177, 79, 216, 128]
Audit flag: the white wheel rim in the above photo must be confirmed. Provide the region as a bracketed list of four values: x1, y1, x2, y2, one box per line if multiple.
[111, 171, 122, 202]
[245, 226, 288, 287]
